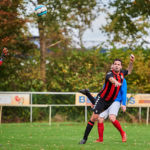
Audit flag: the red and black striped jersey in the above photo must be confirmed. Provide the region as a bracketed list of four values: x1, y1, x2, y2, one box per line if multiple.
[99, 70, 128, 101]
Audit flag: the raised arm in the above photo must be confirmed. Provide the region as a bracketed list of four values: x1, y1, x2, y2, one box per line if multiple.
[127, 54, 135, 74]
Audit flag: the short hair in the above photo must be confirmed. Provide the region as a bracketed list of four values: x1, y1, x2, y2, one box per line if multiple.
[113, 59, 122, 65]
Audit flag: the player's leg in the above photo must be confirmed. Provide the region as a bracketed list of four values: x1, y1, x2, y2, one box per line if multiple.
[79, 96, 105, 144]
[96, 117, 104, 142]
[109, 114, 126, 142]
[79, 89, 95, 104]
[95, 109, 109, 142]
[79, 112, 98, 144]
[108, 102, 126, 142]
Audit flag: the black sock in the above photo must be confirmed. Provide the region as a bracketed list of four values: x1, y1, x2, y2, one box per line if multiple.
[83, 120, 94, 140]
[86, 93, 95, 105]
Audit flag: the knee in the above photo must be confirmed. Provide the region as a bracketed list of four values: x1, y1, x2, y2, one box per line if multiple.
[98, 117, 104, 123]
[91, 114, 99, 122]
[109, 115, 116, 122]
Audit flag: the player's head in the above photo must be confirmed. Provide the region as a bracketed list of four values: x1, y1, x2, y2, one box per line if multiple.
[113, 59, 122, 72]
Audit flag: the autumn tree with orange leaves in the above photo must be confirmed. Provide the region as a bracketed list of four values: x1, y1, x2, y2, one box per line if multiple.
[0, 0, 34, 52]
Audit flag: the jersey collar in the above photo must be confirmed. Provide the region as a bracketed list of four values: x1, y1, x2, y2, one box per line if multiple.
[112, 70, 120, 75]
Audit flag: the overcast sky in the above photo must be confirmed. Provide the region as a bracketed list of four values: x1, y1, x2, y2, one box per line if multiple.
[28, 1, 108, 49]
[29, 13, 107, 48]
[28, 1, 150, 49]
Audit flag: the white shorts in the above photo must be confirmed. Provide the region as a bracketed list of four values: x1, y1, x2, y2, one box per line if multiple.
[99, 101, 121, 119]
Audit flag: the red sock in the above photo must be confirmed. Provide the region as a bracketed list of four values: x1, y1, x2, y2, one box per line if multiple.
[112, 120, 124, 135]
[97, 123, 104, 141]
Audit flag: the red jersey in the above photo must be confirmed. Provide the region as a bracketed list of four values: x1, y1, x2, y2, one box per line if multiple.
[0, 60, 3, 66]
[99, 70, 128, 101]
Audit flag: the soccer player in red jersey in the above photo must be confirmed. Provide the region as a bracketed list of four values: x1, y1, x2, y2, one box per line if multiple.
[87, 64, 128, 143]
[95, 77, 127, 143]
[79, 54, 135, 144]
[0, 48, 8, 66]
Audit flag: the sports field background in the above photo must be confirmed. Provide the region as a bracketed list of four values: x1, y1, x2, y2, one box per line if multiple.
[0, 122, 150, 150]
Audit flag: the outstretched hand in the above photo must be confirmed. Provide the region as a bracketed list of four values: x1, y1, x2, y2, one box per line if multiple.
[114, 80, 122, 87]
[121, 104, 126, 112]
[109, 77, 122, 87]
[2, 47, 8, 57]
[130, 54, 135, 62]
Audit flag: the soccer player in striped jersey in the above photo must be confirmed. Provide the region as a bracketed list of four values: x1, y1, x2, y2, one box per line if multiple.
[87, 64, 127, 143]
[79, 54, 135, 144]
[96, 77, 127, 143]
[0, 48, 8, 66]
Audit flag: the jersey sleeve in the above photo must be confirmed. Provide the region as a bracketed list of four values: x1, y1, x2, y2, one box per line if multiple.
[121, 70, 128, 76]
[0, 59, 3, 66]
[121, 79, 127, 106]
[105, 71, 113, 80]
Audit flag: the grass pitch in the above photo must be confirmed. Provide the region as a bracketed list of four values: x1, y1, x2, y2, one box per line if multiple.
[0, 122, 150, 150]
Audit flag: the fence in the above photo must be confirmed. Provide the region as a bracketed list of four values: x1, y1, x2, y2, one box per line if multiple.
[0, 92, 149, 125]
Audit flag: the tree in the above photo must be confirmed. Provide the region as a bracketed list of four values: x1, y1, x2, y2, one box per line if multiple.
[99, 0, 150, 48]
[26, 0, 98, 88]
[0, 0, 26, 48]
[0, 0, 36, 91]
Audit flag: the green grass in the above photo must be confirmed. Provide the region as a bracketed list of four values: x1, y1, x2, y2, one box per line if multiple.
[0, 122, 150, 150]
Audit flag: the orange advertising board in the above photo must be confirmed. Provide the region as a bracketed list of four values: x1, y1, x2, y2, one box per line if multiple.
[127, 94, 150, 107]
[75, 93, 150, 107]
[75, 93, 97, 106]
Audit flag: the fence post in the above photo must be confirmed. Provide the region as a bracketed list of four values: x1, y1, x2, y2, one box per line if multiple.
[49, 105, 52, 126]
[0, 106, 2, 124]
[85, 105, 87, 122]
[139, 107, 141, 123]
[146, 107, 149, 125]
[30, 93, 33, 123]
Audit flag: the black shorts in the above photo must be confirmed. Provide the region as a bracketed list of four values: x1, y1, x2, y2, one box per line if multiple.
[93, 95, 113, 114]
